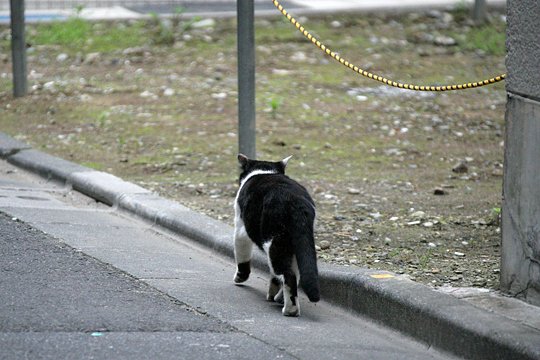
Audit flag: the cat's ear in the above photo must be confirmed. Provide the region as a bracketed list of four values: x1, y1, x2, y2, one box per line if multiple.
[238, 153, 250, 168]
[281, 155, 293, 168]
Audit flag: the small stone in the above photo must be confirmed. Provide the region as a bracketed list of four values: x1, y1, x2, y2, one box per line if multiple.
[319, 241, 331, 250]
[411, 211, 425, 218]
[140, 90, 157, 99]
[347, 188, 361, 195]
[473, 279, 487, 287]
[272, 69, 292, 76]
[454, 251, 465, 257]
[122, 47, 147, 56]
[433, 188, 446, 196]
[434, 35, 457, 46]
[491, 168, 503, 177]
[56, 53, 69, 62]
[163, 88, 175, 96]
[423, 221, 434, 228]
[84, 52, 101, 65]
[192, 18, 216, 28]
[452, 161, 468, 173]
[211, 92, 227, 100]
[428, 242, 437, 248]
[369, 212, 382, 220]
[290, 51, 308, 62]
[356, 95, 368, 102]
[407, 220, 421, 226]
[43, 81, 56, 92]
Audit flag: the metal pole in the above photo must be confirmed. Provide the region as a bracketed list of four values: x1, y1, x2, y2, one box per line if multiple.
[472, 0, 487, 23]
[10, 0, 27, 97]
[237, 0, 256, 159]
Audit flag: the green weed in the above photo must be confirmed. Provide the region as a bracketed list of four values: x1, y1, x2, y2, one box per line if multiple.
[463, 25, 506, 56]
[269, 96, 284, 119]
[28, 18, 147, 54]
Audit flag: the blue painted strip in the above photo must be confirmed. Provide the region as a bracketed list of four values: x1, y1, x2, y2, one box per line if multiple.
[0, 13, 67, 23]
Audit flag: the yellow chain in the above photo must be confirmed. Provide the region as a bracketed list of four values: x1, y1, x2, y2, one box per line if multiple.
[272, 0, 506, 91]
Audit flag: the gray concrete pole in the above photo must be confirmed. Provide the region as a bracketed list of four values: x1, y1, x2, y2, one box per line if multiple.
[10, 0, 27, 97]
[237, 0, 256, 159]
[501, 0, 540, 306]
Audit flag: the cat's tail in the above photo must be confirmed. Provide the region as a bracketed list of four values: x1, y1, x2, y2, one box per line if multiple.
[293, 229, 320, 303]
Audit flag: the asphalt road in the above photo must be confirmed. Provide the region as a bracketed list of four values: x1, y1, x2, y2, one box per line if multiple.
[0, 160, 458, 359]
[0, 213, 289, 360]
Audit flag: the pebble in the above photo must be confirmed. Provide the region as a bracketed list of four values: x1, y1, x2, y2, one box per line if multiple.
[356, 95, 368, 102]
[43, 81, 56, 92]
[84, 52, 101, 65]
[454, 252, 465, 257]
[433, 188, 446, 196]
[423, 221, 434, 228]
[163, 88, 175, 96]
[319, 240, 331, 250]
[347, 188, 361, 195]
[407, 220, 421, 226]
[140, 90, 157, 99]
[211, 92, 227, 100]
[56, 53, 69, 62]
[290, 51, 308, 62]
[369, 212, 382, 220]
[452, 161, 468, 173]
[411, 211, 425, 218]
[192, 18, 216, 28]
[122, 47, 147, 56]
[434, 35, 457, 46]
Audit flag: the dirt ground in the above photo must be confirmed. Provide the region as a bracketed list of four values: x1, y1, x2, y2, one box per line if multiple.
[0, 9, 507, 289]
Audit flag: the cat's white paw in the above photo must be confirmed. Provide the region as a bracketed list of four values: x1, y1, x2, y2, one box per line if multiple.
[282, 304, 300, 317]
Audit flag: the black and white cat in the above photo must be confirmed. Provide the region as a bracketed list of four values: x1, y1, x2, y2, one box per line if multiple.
[233, 154, 320, 317]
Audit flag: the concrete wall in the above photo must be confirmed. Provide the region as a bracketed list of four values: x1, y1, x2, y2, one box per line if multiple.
[501, 0, 540, 306]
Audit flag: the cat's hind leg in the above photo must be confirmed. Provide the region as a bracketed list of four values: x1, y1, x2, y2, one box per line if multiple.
[233, 221, 253, 283]
[282, 269, 299, 317]
[267, 242, 300, 316]
[267, 276, 281, 301]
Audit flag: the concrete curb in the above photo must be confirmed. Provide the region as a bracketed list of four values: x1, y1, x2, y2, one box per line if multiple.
[1, 133, 539, 360]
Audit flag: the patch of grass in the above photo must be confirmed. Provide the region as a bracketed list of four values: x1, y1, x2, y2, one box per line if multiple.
[28, 18, 147, 54]
[462, 25, 506, 56]
[81, 161, 104, 170]
[30, 18, 91, 49]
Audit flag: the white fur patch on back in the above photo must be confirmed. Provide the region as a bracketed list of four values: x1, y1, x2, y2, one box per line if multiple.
[236, 169, 278, 199]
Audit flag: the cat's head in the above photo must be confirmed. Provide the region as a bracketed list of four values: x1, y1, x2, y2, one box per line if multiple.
[237, 154, 292, 183]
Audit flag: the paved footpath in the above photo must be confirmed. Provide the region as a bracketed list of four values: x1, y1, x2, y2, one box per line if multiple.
[0, 159, 457, 359]
[0, 0, 507, 22]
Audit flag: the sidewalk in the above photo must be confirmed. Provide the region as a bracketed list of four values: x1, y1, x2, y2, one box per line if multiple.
[0, 135, 456, 360]
[0, 0, 507, 23]
[1, 132, 539, 360]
